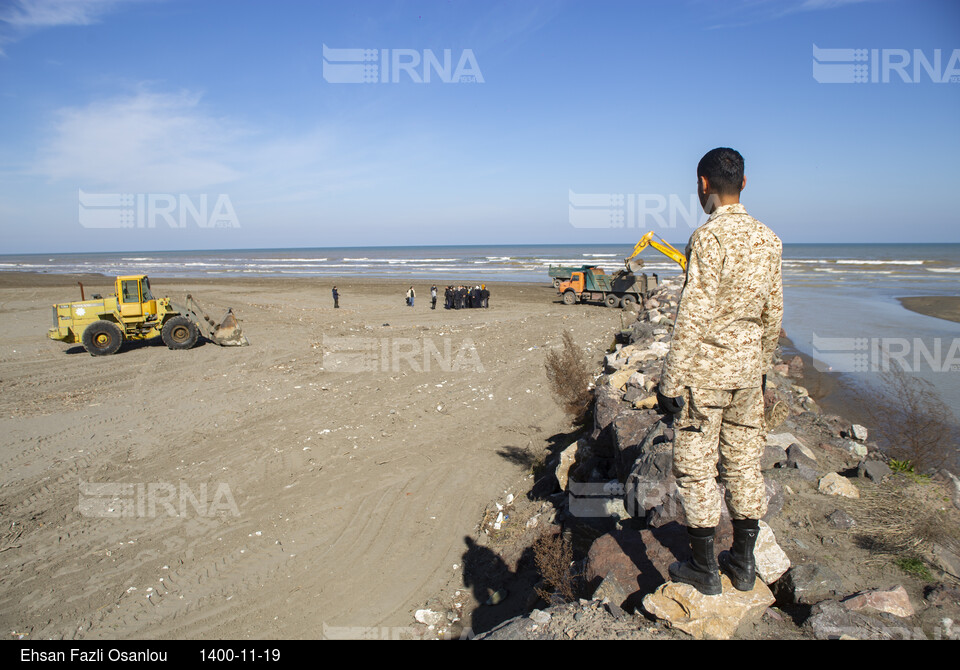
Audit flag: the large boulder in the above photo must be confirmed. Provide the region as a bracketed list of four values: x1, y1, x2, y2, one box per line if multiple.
[805, 599, 923, 640]
[857, 459, 892, 483]
[592, 383, 627, 454]
[584, 523, 733, 610]
[818, 472, 860, 498]
[842, 585, 915, 618]
[641, 576, 775, 640]
[755, 521, 791, 585]
[611, 409, 661, 483]
[773, 563, 844, 605]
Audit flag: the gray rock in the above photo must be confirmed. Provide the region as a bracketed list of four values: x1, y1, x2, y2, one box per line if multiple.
[924, 583, 960, 607]
[842, 439, 868, 458]
[827, 508, 856, 529]
[787, 443, 818, 471]
[592, 571, 630, 608]
[604, 600, 629, 621]
[857, 459, 892, 483]
[611, 409, 661, 483]
[773, 564, 844, 605]
[761, 445, 787, 471]
[762, 478, 785, 522]
[851, 424, 869, 442]
[528, 609, 551, 625]
[767, 433, 811, 456]
[793, 464, 820, 482]
[932, 543, 960, 580]
[624, 451, 675, 518]
[592, 384, 627, 454]
[806, 599, 923, 640]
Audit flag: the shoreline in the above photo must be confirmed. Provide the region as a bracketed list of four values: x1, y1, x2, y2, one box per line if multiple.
[898, 296, 960, 324]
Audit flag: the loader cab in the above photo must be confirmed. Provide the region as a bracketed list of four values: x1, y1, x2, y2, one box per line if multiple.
[116, 275, 158, 320]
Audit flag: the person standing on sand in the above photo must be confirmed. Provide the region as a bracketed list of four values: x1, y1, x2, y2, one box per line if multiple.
[431, 285, 438, 310]
[332, 286, 339, 309]
[407, 286, 415, 307]
[657, 147, 783, 596]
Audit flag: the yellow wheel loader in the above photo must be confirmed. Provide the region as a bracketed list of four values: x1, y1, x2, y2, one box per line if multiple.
[48, 275, 248, 356]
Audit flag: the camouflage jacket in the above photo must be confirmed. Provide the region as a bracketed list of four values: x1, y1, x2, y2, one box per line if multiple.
[660, 203, 783, 396]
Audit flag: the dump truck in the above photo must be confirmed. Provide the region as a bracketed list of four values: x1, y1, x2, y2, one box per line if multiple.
[557, 267, 658, 308]
[48, 274, 248, 355]
[548, 264, 600, 289]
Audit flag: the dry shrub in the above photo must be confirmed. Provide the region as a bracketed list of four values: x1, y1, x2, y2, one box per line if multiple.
[533, 531, 579, 603]
[855, 363, 959, 473]
[851, 477, 960, 568]
[544, 330, 593, 426]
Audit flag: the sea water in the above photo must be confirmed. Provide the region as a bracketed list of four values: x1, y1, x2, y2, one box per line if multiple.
[3, 242, 958, 424]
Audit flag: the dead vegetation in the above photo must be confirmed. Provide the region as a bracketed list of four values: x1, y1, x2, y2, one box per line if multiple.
[851, 475, 960, 576]
[853, 363, 959, 473]
[532, 531, 579, 604]
[544, 330, 594, 426]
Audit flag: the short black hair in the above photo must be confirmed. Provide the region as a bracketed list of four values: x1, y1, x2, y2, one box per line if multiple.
[697, 147, 744, 195]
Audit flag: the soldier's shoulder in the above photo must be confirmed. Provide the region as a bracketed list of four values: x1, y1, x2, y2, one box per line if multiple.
[751, 216, 782, 250]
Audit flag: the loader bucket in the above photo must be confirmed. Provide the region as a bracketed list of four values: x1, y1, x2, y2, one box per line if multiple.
[179, 294, 249, 347]
[212, 309, 249, 347]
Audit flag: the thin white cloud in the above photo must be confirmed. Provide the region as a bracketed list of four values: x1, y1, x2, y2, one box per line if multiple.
[35, 88, 245, 191]
[0, 0, 135, 27]
[0, 0, 150, 55]
[703, 0, 887, 29]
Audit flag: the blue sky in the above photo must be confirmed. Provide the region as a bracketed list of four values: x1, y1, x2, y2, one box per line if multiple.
[1, 0, 958, 253]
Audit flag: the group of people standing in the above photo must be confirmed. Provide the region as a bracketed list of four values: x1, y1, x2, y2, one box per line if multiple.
[334, 284, 491, 310]
[443, 285, 489, 310]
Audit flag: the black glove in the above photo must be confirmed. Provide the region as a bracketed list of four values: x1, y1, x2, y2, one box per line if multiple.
[657, 387, 684, 415]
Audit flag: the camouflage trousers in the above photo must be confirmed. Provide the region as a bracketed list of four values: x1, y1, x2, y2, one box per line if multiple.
[672, 386, 767, 528]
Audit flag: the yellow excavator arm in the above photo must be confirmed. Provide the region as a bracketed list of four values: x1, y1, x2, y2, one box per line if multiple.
[625, 231, 687, 272]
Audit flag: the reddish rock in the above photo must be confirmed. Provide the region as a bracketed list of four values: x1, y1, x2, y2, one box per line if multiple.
[584, 523, 733, 611]
[842, 585, 914, 618]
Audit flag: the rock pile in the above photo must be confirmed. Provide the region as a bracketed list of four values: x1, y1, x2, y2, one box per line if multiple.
[419, 276, 960, 640]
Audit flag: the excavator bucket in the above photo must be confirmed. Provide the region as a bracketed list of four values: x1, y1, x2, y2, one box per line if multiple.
[179, 294, 249, 347]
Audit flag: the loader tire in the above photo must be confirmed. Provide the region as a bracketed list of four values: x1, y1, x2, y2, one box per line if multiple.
[162, 316, 199, 350]
[562, 291, 577, 305]
[82, 320, 124, 356]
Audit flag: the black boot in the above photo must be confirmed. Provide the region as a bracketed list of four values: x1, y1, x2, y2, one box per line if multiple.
[669, 526, 722, 596]
[719, 519, 759, 592]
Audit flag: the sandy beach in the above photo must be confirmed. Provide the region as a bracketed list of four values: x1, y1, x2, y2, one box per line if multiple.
[898, 296, 960, 324]
[0, 272, 632, 639]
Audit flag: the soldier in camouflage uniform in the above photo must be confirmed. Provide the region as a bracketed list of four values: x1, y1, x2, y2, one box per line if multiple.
[657, 147, 783, 595]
